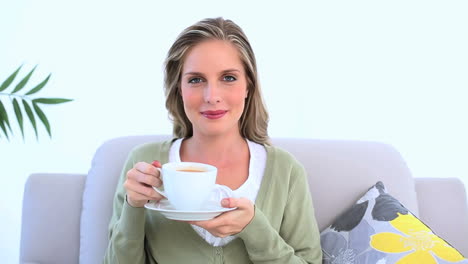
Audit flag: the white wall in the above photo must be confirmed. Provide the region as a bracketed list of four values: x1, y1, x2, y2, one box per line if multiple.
[1, 0, 467, 262]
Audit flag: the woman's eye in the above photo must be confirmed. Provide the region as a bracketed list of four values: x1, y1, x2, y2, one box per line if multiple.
[188, 77, 203, 84]
[224, 75, 236, 82]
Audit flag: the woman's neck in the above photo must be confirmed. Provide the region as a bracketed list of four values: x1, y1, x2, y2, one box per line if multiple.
[180, 131, 248, 167]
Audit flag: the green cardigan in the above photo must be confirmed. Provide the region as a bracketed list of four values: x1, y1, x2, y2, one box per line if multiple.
[103, 139, 322, 264]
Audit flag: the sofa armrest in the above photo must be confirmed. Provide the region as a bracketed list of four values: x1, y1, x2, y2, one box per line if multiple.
[20, 173, 86, 264]
[415, 177, 468, 256]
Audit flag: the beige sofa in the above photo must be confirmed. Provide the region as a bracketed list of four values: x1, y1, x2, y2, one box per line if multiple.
[20, 135, 468, 263]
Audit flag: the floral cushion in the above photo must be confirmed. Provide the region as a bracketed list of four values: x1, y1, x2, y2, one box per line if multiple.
[320, 181, 468, 264]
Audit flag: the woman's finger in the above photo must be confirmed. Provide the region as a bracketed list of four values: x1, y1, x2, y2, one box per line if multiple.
[136, 172, 161, 187]
[127, 191, 151, 202]
[126, 179, 159, 199]
[221, 197, 251, 209]
[134, 162, 159, 175]
[151, 160, 162, 168]
[127, 168, 160, 187]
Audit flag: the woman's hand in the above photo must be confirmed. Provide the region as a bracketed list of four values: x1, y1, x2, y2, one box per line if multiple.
[188, 197, 254, 237]
[124, 160, 164, 208]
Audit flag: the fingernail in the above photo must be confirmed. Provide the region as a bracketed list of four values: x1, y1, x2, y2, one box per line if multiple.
[221, 199, 229, 206]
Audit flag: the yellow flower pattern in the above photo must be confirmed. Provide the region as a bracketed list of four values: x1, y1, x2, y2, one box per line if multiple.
[370, 213, 466, 263]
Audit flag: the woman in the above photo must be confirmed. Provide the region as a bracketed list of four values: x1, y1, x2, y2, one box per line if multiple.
[104, 17, 322, 263]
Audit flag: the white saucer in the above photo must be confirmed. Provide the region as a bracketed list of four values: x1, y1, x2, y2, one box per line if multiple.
[145, 200, 236, 221]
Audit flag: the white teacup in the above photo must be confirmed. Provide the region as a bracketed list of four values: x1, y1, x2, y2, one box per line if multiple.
[153, 162, 217, 211]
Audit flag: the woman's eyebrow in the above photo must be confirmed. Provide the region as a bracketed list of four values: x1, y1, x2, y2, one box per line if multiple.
[220, 69, 241, 74]
[183, 71, 204, 77]
[183, 69, 241, 77]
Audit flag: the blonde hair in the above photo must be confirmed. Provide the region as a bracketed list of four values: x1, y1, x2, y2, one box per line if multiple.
[164, 17, 270, 145]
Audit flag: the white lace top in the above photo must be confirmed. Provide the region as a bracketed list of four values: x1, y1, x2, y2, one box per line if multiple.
[169, 138, 267, 246]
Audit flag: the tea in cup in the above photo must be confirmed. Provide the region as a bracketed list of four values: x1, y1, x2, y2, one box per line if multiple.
[153, 162, 217, 211]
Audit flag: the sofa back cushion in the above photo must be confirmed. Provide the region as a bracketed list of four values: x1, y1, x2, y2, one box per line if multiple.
[271, 138, 419, 231]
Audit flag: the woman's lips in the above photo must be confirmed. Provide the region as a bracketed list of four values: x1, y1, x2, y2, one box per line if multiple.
[201, 110, 228, 119]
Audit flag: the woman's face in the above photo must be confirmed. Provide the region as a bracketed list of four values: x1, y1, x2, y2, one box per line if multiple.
[180, 40, 248, 137]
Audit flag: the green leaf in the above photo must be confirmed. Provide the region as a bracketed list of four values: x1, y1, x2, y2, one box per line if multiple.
[25, 73, 51, 95]
[0, 112, 9, 140]
[0, 65, 23, 92]
[0, 100, 12, 133]
[13, 98, 24, 139]
[33, 102, 51, 138]
[22, 99, 38, 139]
[12, 65, 37, 94]
[33, 98, 73, 104]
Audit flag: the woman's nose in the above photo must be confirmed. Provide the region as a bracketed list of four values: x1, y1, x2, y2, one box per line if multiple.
[204, 82, 221, 104]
